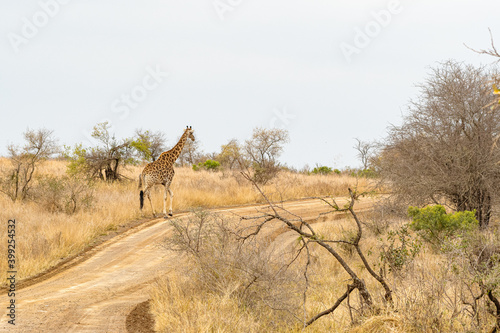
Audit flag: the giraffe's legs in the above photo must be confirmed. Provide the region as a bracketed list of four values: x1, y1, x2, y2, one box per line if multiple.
[168, 188, 174, 216]
[163, 184, 174, 217]
[145, 187, 156, 217]
[163, 185, 168, 216]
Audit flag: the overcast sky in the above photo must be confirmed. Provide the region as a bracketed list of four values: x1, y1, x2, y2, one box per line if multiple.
[1, 0, 499, 168]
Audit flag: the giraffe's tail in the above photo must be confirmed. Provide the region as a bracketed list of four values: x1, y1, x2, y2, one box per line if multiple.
[138, 174, 144, 210]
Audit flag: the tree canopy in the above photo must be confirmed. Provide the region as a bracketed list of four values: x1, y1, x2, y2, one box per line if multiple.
[380, 61, 500, 228]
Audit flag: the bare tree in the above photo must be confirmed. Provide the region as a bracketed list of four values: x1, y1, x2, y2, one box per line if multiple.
[466, 28, 500, 61]
[177, 138, 202, 167]
[379, 61, 500, 228]
[466, 29, 500, 109]
[162, 209, 304, 329]
[354, 138, 375, 171]
[0, 128, 58, 201]
[244, 127, 289, 184]
[236, 172, 392, 328]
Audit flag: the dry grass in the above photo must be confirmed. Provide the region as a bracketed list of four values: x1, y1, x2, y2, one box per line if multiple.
[300, 217, 496, 332]
[8, 158, 495, 332]
[150, 275, 264, 333]
[0, 158, 367, 284]
[149, 208, 499, 332]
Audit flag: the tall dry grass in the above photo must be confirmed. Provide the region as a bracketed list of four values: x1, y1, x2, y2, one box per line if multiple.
[0, 159, 367, 284]
[150, 208, 499, 332]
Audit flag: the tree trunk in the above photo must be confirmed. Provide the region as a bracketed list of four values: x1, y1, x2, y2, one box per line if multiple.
[476, 190, 491, 229]
[453, 188, 491, 229]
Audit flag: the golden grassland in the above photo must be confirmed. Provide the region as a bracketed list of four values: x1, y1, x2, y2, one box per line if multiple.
[0, 159, 366, 283]
[2, 158, 496, 332]
[149, 211, 498, 333]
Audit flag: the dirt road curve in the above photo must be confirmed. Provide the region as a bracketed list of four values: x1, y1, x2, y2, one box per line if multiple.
[0, 197, 374, 333]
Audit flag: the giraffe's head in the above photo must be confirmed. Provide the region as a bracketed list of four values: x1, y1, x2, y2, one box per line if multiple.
[185, 126, 195, 141]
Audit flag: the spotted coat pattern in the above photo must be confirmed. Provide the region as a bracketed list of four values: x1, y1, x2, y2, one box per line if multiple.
[139, 126, 195, 217]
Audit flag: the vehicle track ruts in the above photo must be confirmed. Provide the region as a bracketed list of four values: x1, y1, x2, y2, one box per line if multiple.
[0, 197, 374, 332]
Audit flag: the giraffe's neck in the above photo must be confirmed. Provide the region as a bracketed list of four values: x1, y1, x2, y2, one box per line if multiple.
[161, 131, 189, 163]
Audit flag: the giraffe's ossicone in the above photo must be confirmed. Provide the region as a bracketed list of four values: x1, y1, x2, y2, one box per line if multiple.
[138, 126, 195, 218]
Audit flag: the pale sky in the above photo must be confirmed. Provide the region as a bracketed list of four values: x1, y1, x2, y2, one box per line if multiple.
[1, 0, 499, 168]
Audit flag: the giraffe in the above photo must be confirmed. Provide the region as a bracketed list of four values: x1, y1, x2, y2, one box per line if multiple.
[138, 126, 195, 217]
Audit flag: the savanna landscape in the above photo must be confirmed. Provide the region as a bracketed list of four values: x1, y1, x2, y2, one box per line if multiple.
[2, 2, 500, 333]
[3, 58, 500, 333]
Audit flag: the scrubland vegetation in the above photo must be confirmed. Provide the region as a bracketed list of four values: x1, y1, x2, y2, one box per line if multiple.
[2, 52, 500, 332]
[0, 158, 364, 283]
[150, 203, 500, 333]
[147, 59, 500, 332]
[149, 189, 500, 332]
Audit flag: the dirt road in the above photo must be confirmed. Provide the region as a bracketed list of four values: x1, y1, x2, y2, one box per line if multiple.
[0, 197, 373, 332]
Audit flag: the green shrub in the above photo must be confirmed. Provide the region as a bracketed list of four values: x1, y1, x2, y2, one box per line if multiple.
[203, 159, 220, 171]
[349, 168, 377, 178]
[312, 166, 332, 175]
[379, 224, 421, 274]
[192, 160, 221, 172]
[63, 144, 88, 176]
[408, 205, 478, 247]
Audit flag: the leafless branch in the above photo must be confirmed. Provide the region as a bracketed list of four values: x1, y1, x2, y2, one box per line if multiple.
[305, 284, 356, 327]
[237, 172, 391, 326]
[465, 28, 500, 61]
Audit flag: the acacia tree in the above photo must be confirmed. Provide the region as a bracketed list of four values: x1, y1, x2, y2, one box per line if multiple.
[217, 139, 244, 170]
[0, 128, 58, 201]
[90, 122, 137, 181]
[244, 127, 289, 184]
[380, 61, 500, 228]
[132, 129, 167, 162]
[65, 122, 136, 182]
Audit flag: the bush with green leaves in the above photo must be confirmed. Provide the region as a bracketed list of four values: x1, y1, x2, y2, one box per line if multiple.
[203, 159, 220, 171]
[379, 224, 421, 274]
[192, 159, 221, 172]
[131, 129, 166, 162]
[312, 166, 332, 175]
[348, 168, 377, 178]
[63, 122, 137, 182]
[408, 205, 478, 246]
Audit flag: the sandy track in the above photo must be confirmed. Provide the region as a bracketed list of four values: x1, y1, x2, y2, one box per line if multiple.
[0, 197, 373, 333]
